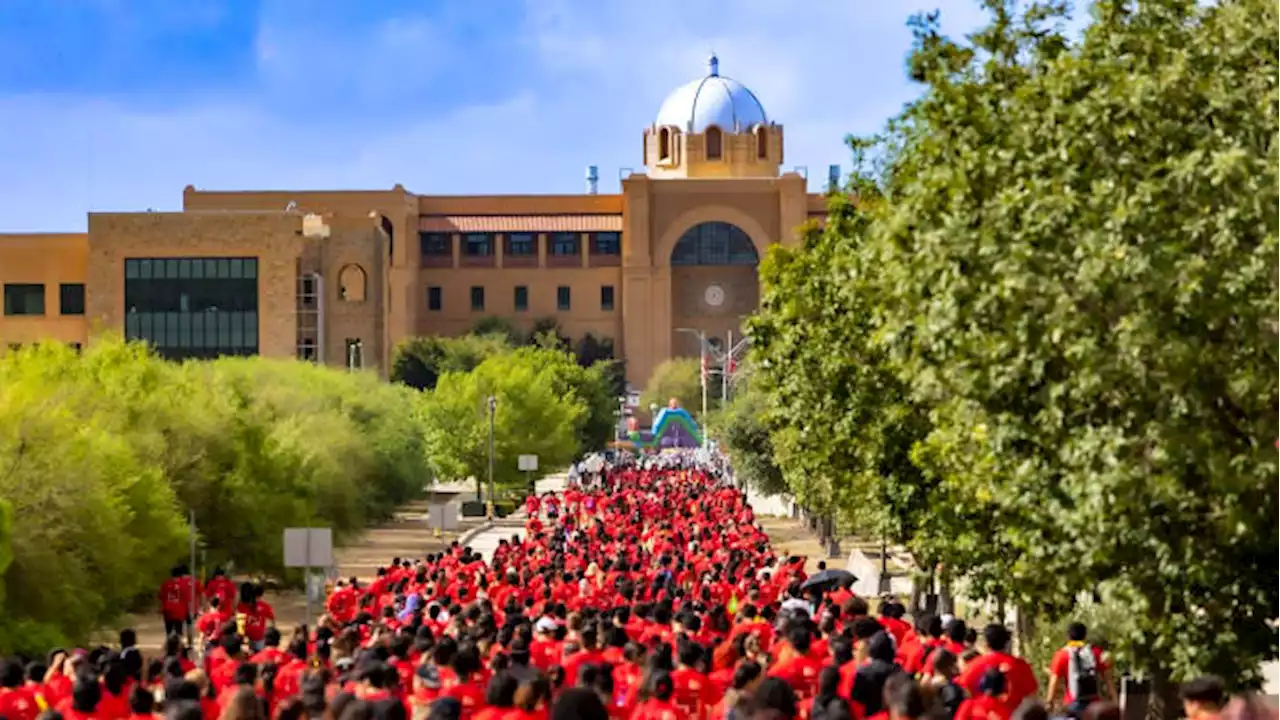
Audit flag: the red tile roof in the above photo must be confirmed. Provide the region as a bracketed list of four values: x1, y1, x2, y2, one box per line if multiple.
[418, 215, 623, 233]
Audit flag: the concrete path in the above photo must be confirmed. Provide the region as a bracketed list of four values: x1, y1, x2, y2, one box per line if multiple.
[465, 472, 569, 562]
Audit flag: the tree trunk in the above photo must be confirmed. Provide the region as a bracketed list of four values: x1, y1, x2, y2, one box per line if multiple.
[1145, 666, 1179, 720]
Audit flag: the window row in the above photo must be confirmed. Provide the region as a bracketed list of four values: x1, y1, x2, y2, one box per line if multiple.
[420, 232, 621, 258]
[3, 283, 85, 316]
[124, 257, 259, 314]
[655, 125, 770, 162]
[124, 310, 259, 361]
[427, 285, 615, 313]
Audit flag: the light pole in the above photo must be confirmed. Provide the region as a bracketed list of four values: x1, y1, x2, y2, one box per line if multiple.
[675, 328, 710, 427]
[486, 395, 496, 520]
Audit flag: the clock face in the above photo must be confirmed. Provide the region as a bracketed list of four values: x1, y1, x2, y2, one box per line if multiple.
[704, 285, 726, 307]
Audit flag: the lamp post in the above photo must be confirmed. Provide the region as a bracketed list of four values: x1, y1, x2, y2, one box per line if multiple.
[675, 328, 710, 428]
[486, 395, 496, 520]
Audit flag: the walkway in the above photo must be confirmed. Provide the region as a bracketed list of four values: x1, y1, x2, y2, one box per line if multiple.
[466, 472, 568, 562]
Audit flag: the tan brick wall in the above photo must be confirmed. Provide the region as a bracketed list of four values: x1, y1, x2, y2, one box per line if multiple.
[85, 212, 304, 360]
[319, 220, 387, 373]
[0, 233, 90, 347]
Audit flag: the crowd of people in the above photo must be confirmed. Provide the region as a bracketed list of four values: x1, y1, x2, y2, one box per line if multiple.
[0, 458, 1258, 720]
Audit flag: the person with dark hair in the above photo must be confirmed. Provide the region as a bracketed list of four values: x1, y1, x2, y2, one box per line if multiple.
[631, 670, 678, 720]
[753, 676, 799, 719]
[159, 566, 198, 640]
[164, 701, 204, 720]
[811, 666, 852, 720]
[127, 685, 155, 720]
[1180, 676, 1227, 720]
[1012, 698, 1051, 720]
[56, 674, 100, 720]
[0, 657, 38, 720]
[768, 625, 823, 703]
[886, 674, 926, 720]
[471, 672, 517, 720]
[549, 687, 608, 720]
[955, 669, 1012, 720]
[851, 631, 901, 719]
[98, 652, 131, 720]
[670, 641, 715, 718]
[956, 624, 1037, 714]
[1045, 623, 1114, 716]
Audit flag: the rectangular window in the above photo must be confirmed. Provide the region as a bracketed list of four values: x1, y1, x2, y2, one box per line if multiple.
[557, 285, 571, 311]
[463, 233, 494, 256]
[600, 285, 615, 311]
[420, 232, 452, 256]
[550, 233, 580, 256]
[470, 286, 485, 312]
[507, 233, 536, 256]
[59, 283, 85, 315]
[3, 284, 45, 316]
[122, 257, 258, 360]
[514, 286, 529, 312]
[427, 286, 443, 311]
[297, 339, 317, 362]
[345, 338, 363, 370]
[592, 232, 621, 256]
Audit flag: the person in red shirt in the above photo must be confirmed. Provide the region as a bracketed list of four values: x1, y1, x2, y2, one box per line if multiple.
[957, 625, 1038, 714]
[0, 658, 38, 720]
[1045, 623, 1115, 714]
[125, 686, 156, 720]
[158, 566, 199, 640]
[669, 643, 716, 719]
[769, 627, 823, 704]
[561, 628, 604, 687]
[56, 675, 102, 720]
[204, 569, 236, 611]
[631, 671, 681, 720]
[955, 669, 1013, 720]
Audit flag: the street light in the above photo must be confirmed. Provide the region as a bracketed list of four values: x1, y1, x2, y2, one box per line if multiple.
[675, 328, 710, 427]
[487, 395, 496, 520]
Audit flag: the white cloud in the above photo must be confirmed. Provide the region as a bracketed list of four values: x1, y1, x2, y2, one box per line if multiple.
[0, 0, 992, 231]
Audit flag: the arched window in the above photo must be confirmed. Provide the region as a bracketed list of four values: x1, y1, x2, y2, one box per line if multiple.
[658, 127, 671, 161]
[705, 126, 723, 160]
[670, 222, 759, 266]
[755, 126, 768, 159]
[338, 264, 367, 302]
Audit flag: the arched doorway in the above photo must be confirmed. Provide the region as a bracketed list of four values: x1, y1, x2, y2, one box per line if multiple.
[669, 221, 760, 359]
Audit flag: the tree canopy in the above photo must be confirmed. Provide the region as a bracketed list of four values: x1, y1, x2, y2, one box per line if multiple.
[749, 0, 1277, 690]
[639, 358, 708, 420]
[0, 340, 431, 653]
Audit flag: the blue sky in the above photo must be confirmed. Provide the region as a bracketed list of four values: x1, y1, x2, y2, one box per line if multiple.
[0, 0, 1002, 231]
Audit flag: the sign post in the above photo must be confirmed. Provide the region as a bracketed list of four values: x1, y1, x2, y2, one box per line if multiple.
[283, 528, 333, 632]
[518, 454, 539, 497]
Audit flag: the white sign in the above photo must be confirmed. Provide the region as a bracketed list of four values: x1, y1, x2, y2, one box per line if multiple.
[283, 528, 333, 568]
[427, 503, 459, 531]
[518, 454, 539, 471]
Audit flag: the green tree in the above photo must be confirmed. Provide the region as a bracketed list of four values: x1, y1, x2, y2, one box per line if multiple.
[471, 316, 522, 345]
[876, 0, 1276, 690]
[420, 348, 583, 494]
[706, 376, 787, 496]
[639, 358, 706, 420]
[391, 334, 511, 390]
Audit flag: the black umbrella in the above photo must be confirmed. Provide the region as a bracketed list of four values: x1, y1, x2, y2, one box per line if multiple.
[801, 568, 857, 592]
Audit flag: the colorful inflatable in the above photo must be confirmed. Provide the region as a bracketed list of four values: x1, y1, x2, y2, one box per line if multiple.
[614, 398, 704, 450]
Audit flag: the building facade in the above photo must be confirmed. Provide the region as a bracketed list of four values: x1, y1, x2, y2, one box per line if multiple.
[0, 57, 830, 387]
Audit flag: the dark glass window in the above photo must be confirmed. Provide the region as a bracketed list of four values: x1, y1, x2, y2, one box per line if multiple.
[122, 257, 258, 360]
[514, 286, 529, 312]
[592, 232, 621, 255]
[420, 232, 452, 256]
[3, 284, 45, 316]
[670, 222, 759, 266]
[507, 233, 536, 256]
[557, 286, 571, 311]
[601, 285, 615, 311]
[427, 286, 442, 311]
[464, 233, 494, 256]
[60, 283, 85, 315]
[550, 233, 580, 256]
[470, 286, 485, 312]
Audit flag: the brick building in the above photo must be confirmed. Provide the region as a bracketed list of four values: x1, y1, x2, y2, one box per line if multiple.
[0, 57, 831, 387]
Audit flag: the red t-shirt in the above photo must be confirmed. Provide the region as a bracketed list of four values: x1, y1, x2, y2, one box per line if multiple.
[1048, 645, 1109, 703]
[957, 651, 1038, 713]
[0, 687, 38, 720]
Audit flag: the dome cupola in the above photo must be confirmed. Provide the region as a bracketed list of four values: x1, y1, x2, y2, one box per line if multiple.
[645, 56, 783, 179]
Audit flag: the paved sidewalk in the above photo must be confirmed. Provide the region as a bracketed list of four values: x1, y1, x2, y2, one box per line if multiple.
[466, 472, 569, 562]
